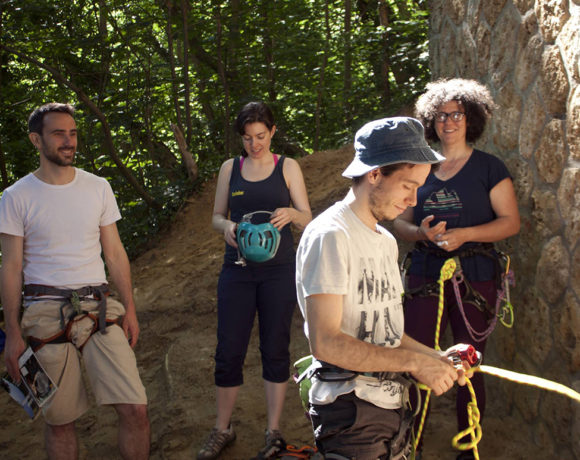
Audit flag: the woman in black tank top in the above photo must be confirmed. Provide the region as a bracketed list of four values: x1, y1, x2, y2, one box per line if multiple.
[197, 102, 312, 460]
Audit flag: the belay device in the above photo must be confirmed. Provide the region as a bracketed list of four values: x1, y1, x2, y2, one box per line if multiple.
[236, 210, 280, 266]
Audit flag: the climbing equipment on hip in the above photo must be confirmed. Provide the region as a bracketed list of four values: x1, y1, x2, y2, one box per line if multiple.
[236, 210, 281, 266]
[293, 355, 419, 460]
[402, 245, 516, 341]
[23, 284, 121, 352]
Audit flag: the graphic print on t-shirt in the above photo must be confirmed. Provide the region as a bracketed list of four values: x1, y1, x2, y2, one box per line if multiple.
[424, 187, 463, 227]
[355, 255, 402, 347]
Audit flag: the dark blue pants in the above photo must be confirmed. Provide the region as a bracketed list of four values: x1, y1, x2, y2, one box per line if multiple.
[214, 262, 296, 387]
[404, 275, 497, 441]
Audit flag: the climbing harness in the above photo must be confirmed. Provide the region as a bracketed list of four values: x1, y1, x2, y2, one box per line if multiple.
[23, 284, 122, 352]
[293, 356, 418, 460]
[412, 258, 580, 460]
[235, 210, 281, 266]
[402, 244, 516, 342]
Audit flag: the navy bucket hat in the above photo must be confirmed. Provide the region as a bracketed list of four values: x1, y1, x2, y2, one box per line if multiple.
[342, 117, 445, 178]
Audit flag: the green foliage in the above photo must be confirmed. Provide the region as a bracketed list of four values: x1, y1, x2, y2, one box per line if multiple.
[0, 0, 430, 256]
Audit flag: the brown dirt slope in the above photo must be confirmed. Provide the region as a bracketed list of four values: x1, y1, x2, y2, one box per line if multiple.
[0, 146, 536, 459]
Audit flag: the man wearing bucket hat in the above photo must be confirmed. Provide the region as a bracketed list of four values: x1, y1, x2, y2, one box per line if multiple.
[296, 117, 470, 460]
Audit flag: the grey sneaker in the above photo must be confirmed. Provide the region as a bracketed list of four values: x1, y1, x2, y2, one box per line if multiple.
[251, 429, 287, 459]
[196, 425, 236, 460]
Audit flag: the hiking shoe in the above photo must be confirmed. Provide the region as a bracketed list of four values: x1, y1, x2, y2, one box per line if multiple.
[196, 425, 236, 460]
[251, 429, 287, 459]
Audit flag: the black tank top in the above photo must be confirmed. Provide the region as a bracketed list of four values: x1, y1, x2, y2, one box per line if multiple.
[224, 155, 294, 266]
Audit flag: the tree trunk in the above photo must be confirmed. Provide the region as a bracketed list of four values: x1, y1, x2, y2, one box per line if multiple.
[313, 0, 330, 152]
[344, 0, 352, 126]
[171, 123, 198, 181]
[215, 6, 232, 156]
[378, 0, 391, 109]
[181, 0, 193, 145]
[165, 0, 184, 130]
[0, 8, 9, 188]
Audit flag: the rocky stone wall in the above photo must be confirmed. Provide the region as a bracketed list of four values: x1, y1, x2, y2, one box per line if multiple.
[428, 0, 579, 457]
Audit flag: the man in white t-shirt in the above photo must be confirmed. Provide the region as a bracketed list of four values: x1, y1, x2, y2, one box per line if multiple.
[296, 117, 470, 460]
[0, 103, 149, 459]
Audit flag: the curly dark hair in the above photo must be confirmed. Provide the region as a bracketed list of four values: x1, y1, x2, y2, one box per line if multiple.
[414, 78, 495, 143]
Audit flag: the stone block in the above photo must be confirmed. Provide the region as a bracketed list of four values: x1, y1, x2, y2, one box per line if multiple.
[531, 188, 562, 239]
[519, 85, 546, 160]
[506, 156, 532, 207]
[573, 381, 580, 459]
[475, 21, 492, 77]
[493, 82, 522, 151]
[557, 14, 580, 81]
[513, 0, 535, 15]
[539, 45, 570, 115]
[489, 6, 520, 87]
[466, 0, 482, 32]
[539, 376, 574, 446]
[447, 0, 467, 25]
[558, 168, 580, 249]
[567, 87, 580, 161]
[481, 0, 508, 27]
[456, 23, 477, 78]
[514, 13, 543, 92]
[429, 0, 445, 34]
[536, 236, 569, 304]
[533, 420, 556, 457]
[439, 22, 458, 77]
[573, 246, 580, 299]
[556, 291, 580, 372]
[534, 118, 566, 184]
[512, 352, 541, 421]
[535, 0, 570, 43]
[516, 292, 552, 364]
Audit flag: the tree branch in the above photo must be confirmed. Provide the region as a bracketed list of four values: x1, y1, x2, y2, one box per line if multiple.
[0, 43, 162, 210]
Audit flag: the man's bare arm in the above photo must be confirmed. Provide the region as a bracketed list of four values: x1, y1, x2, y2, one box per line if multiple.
[305, 293, 459, 395]
[100, 223, 139, 348]
[0, 234, 26, 381]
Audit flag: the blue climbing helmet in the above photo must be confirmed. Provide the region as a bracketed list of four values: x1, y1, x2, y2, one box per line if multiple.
[236, 211, 281, 264]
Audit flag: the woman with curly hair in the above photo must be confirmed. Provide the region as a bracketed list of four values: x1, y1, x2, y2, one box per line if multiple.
[393, 79, 520, 460]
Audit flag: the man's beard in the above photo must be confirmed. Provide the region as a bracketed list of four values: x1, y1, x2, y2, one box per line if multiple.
[368, 183, 389, 222]
[42, 146, 76, 166]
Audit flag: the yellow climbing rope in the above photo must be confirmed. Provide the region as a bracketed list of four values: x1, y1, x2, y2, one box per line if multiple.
[477, 365, 580, 403]
[450, 378, 482, 459]
[411, 256, 580, 460]
[413, 258, 458, 454]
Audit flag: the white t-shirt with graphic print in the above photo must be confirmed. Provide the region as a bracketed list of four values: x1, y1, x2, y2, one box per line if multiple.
[296, 198, 405, 409]
[0, 168, 121, 289]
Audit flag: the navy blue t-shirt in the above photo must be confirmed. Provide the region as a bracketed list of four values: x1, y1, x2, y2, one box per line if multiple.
[408, 150, 511, 281]
[224, 155, 294, 266]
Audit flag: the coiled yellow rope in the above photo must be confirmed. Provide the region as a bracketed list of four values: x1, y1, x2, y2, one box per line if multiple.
[412, 257, 580, 460]
[413, 258, 457, 453]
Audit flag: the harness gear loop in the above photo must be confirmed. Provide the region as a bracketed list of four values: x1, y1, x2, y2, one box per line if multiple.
[23, 284, 121, 352]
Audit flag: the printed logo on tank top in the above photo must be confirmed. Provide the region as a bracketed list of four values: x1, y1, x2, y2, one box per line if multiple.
[355, 255, 402, 347]
[424, 187, 462, 223]
[231, 190, 244, 197]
